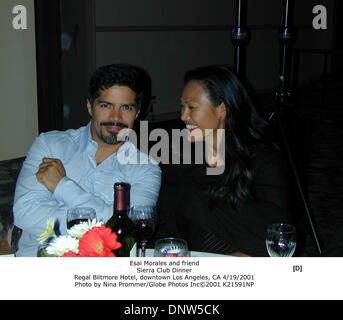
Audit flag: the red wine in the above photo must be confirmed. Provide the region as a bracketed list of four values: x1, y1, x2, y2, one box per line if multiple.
[106, 182, 136, 257]
[67, 218, 88, 229]
[135, 219, 155, 242]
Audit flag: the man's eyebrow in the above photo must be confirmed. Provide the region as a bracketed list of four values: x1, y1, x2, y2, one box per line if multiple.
[121, 103, 138, 108]
[97, 100, 137, 108]
[97, 100, 113, 106]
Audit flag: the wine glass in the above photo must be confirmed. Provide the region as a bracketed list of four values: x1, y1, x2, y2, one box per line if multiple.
[66, 207, 96, 229]
[266, 223, 296, 257]
[154, 238, 190, 257]
[128, 205, 156, 257]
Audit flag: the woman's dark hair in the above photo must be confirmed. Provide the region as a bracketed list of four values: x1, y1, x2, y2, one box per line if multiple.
[184, 65, 276, 209]
[88, 64, 151, 111]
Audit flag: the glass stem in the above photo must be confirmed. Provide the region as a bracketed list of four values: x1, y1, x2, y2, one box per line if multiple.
[140, 241, 148, 257]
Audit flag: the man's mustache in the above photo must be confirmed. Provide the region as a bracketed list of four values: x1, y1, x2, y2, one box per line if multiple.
[100, 121, 128, 129]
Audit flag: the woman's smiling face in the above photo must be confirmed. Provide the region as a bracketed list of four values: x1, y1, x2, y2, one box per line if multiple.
[180, 80, 226, 142]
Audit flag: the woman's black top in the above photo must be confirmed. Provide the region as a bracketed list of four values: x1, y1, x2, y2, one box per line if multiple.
[156, 151, 292, 256]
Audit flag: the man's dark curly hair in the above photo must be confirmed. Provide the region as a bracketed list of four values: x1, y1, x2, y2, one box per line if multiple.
[88, 64, 150, 110]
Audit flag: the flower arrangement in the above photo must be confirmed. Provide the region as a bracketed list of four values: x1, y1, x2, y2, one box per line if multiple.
[38, 218, 121, 257]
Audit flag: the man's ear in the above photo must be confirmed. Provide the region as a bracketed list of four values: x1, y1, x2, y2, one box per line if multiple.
[87, 100, 93, 117]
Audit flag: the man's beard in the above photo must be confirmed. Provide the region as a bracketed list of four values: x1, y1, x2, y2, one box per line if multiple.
[98, 121, 128, 145]
[101, 132, 121, 145]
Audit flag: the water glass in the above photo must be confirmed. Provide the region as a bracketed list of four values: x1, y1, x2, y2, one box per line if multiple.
[154, 238, 190, 257]
[266, 223, 296, 257]
[67, 207, 96, 229]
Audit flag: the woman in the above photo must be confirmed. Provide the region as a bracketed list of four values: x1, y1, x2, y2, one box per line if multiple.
[156, 65, 292, 256]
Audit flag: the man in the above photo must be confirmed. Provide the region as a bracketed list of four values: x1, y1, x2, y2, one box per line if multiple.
[14, 64, 161, 256]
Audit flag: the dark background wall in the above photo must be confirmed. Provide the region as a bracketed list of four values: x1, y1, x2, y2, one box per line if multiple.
[59, 0, 338, 129]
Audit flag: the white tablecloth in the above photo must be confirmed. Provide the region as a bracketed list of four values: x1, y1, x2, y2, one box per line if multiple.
[130, 243, 232, 257]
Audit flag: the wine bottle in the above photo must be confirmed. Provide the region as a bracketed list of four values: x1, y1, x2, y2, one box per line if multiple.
[106, 182, 136, 257]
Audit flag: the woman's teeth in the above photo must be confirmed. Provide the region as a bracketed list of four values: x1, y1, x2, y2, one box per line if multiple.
[186, 125, 198, 130]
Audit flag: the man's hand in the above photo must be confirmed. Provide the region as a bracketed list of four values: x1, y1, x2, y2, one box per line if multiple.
[36, 158, 66, 192]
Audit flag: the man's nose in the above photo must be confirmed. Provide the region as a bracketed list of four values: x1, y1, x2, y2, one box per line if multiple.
[109, 106, 122, 121]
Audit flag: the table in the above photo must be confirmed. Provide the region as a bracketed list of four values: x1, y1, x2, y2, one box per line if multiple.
[129, 243, 233, 257]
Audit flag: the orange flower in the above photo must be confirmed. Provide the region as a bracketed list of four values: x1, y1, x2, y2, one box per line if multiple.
[78, 226, 122, 257]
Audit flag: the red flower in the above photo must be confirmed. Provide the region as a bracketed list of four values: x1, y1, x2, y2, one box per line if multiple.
[62, 251, 78, 257]
[78, 226, 122, 257]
